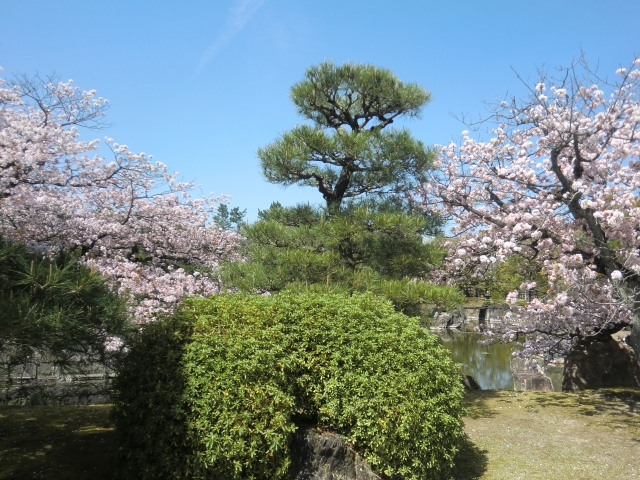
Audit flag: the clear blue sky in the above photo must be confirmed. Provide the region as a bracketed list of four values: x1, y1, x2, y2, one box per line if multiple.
[1, 0, 639, 220]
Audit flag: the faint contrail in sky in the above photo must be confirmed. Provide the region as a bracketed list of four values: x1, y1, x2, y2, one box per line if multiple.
[193, 0, 266, 77]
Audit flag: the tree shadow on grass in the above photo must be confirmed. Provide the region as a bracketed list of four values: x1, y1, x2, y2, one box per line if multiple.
[462, 390, 503, 419]
[0, 405, 115, 480]
[445, 391, 495, 480]
[524, 388, 640, 430]
[450, 433, 489, 480]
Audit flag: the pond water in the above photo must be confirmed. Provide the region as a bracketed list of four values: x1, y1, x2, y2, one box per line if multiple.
[436, 328, 564, 391]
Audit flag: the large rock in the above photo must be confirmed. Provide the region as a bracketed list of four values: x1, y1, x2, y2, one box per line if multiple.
[510, 357, 554, 392]
[461, 374, 482, 392]
[562, 338, 640, 391]
[431, 307, 467, 330]
[288, 427, 381, 480]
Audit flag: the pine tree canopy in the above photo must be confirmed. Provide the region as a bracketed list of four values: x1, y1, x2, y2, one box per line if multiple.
[0, 238, 131, 372]
[259, 61, 436, 213]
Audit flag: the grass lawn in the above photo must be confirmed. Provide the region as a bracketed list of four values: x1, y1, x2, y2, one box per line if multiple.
[454, 389, 640, 479]
[1, 389, 638, 479]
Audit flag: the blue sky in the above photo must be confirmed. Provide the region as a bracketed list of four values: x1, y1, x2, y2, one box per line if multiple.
[1, 1, 639, 220]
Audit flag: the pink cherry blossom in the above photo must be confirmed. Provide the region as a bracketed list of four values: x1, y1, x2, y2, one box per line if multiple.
[0, 72, 240, 321]
[418, 57, 640, 359]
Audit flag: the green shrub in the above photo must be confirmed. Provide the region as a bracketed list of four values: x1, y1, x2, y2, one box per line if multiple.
[0, 237, 130, 373]
[112, 292, 465, 480]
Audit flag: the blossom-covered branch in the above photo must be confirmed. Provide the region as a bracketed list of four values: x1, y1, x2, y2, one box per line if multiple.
[0, 70, 240, 321]
[418, 56, 640, 358]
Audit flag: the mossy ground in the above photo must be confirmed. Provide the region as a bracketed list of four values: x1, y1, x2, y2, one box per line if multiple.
[1, 390, 638, 479]
[0, 405, 114, 480]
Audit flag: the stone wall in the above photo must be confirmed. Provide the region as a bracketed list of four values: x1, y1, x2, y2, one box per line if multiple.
[0, 354, 112, 405]
[429, 304, 512, 330]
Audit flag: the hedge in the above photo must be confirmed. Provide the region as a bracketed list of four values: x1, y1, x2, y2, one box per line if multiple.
[112, 292, 465, 479]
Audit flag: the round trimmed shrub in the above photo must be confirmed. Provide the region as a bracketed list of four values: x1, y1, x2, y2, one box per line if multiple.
[112, 292, 465, 479]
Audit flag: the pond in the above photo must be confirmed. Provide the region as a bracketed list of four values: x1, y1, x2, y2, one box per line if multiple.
[436, 328, 564, 391]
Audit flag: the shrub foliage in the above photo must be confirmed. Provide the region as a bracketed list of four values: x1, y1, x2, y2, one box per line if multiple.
[222, 201, 465, 317]
[112, 292, 465, 479]
[0, 238, 130, 373]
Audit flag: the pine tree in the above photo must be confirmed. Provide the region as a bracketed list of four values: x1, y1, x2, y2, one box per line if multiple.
[259, 61, 436, 214]
[0, 238, 131, 374]
[224, 62, 462, 316]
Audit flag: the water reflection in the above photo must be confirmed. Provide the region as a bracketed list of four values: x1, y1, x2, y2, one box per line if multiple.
[436, 329, 564, 391]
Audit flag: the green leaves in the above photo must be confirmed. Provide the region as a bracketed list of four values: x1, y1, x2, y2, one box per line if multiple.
[222, 203, 462, 316]
[290, 61, 430, 130]
[213, 204, 246, 231]
[259, 61, 436, 212]
[259, 126, 434, 201]
[111, 314, 192, 479]
[0, 238, 130, 373]
[112, 292, 466, 479]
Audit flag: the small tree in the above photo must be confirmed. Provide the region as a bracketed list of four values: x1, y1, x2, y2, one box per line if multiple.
[259, 61, 436, 214]
[419, 56, 640, 360]
[212, 204, 246, 231]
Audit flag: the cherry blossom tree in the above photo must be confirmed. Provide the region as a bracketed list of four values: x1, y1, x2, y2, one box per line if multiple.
[418, 57, 640, 360]
[0, 70, 239, 321]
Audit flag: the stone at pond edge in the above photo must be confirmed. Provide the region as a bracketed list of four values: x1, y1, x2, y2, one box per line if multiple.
[462, 374, 481, 392]
[562, 337, 640, 391]
[288, 427, 381, 480]
[511, 357, 554, 392]
[431, 307, 467, 330]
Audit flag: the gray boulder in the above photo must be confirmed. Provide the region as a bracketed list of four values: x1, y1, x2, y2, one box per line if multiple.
[510, 357, 554, 392]
[562, 338, 640, 391]
[288, 427, 381, 480]
[461, 374, 481, 392]
[431, 307, 467, 330]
